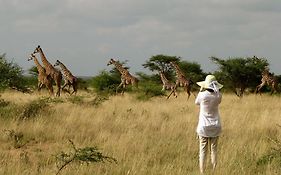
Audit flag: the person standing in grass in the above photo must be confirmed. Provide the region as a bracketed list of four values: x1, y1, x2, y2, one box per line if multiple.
[195, 75, 223, 174]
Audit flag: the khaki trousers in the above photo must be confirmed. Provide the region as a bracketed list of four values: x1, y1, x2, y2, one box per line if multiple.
[199, 136, 219, 174]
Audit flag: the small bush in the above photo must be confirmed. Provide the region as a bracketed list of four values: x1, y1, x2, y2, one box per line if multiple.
[0, 102, 21, 120]
[46, 97, 64, 104]
[0, 54, 29, 92]
[0, 98, 9, 107]
[19, 98, 50, 120]
[136, 81, 165, 100]
[55, 140, 117, 175]
[3, 129, 25, 148]
[90, 71, 120, 94]
[89, 94, 109, 107]
[67, 96, 85, 105]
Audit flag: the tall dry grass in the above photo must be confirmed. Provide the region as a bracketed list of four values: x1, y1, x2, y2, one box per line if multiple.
[0, 91, 280, 175]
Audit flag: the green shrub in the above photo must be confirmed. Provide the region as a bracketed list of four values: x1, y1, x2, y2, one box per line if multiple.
[3, 129, 25, 148]
[67, 96, 85, 105]
[136, 81, 164, 100]
[55, 140, 117, 175]
[88, 94, 109, 107]
[0, 98, 9, 107]
[19, 98, 50, 120]
[77, 77, 91, 92]
[0, 54, 28, 92]
[90, 71, 120, 94]
[0, 102, 20, 120]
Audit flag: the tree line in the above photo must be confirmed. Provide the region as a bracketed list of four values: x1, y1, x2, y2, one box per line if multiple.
[0, 53, 278, 97]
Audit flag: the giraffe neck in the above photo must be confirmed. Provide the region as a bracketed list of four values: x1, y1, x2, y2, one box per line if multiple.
[57, 61, 73, 77]
[159, 72, 169, 84]
[172, 63, 184, 78]
[38, 48, 53, 69]
[33, 56, 45, 73]
[112, 61, 128, 75]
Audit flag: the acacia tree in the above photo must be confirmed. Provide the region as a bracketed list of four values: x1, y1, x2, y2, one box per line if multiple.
[143, 55, 205, 81]
[142, 55, 180, 72]
[143, 55, 206, 94]
[210, 56, 268, 97]
[0, 54, 27, 91]
[28, 66, 39, 77]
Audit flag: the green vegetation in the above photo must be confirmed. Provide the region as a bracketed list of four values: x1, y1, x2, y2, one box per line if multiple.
[0, 52, 278, 97]
[19, 98, 51, 120]
[90, 70, 120, 94]
[55, 140, 117, 175]
[211, 56, 269, 96]
[0, 54, 27, 92]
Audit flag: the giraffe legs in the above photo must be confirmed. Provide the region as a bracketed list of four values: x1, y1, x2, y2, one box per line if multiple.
[54, 74, 62, 97]
[116, 82, 125, 94]
[61, 80, 77, 95]
[255, 82, 265, 95]
[38, 82, 44, 92]
[70, 81, 78, 95]
[182, 83, 192, 99]
[45, 81, 54, 96]
[38, 81, 54, 96]
[167, 87, 177, 99]
[271, 82, 278, 95]
[121, 83, 127, 95]
[185, 86, 191, 99]
[61, 81, 71, 94]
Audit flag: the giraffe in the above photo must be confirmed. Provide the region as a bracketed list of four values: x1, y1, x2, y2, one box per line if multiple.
[158, 70, 177, 99]
[28, 53, 54, 96]
[170, 61, 194, 99]
[255, 67, 279, 95]
[107, 58, 139, 94]
[33, 45, 62, 97]
[54, 60, 78, 95]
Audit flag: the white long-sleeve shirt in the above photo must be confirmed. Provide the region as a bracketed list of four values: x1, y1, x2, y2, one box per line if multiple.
[195, 90, 222, 137]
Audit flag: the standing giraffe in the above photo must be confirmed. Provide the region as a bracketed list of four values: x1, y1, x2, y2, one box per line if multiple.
[255, 67, 279, 95]
[107, 58, 139, 94]
[28, 54, 54, 96]
[170, 61, 194, 99]
[158, 70, 177, 99]
[54, 60, 78, 95]
[33, 45, 62, 97]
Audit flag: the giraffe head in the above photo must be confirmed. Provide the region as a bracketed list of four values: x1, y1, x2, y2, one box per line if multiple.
[264, 66, 270, 71]
[33, 45, 41, 54]
[54, 60, 61, 67]
[28, 53, 35, 61]
[158, 69, 164, 74]
[170, 61, 176, 66]
[107, 58, 116, 66]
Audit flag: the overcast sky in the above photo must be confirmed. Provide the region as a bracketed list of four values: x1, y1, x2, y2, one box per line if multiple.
[0, 0, 281, 76]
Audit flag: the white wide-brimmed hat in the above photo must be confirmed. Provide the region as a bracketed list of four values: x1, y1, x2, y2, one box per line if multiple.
[196, 75, 223, 92]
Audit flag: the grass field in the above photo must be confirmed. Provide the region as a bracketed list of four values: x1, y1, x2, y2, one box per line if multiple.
[0, 90, 280, 175]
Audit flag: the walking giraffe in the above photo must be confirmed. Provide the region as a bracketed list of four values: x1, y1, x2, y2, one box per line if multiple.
[54, 60, 78, 95]
[28, 53, 54, 96]
[33, 45, 62, 97]
[158, 70, 177, 99]
[170, 61, 194, 99]
[107, 58, 139, 94]
[255, 67, 279, 95]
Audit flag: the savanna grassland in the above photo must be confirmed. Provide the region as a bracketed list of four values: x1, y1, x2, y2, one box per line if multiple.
[0, 90, 281, 175]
